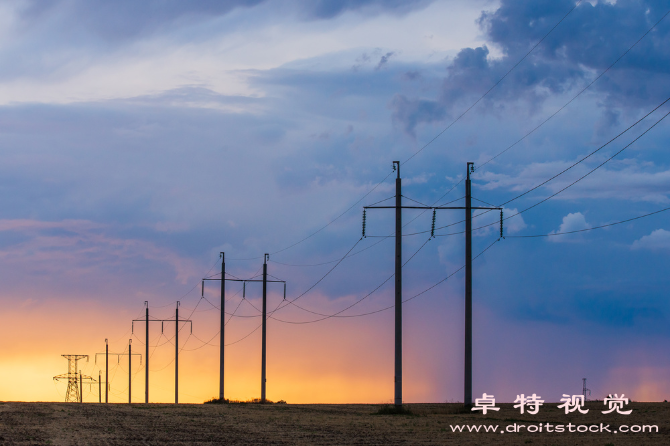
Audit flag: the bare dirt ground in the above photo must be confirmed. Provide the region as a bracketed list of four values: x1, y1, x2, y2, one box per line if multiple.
[0, 401, 668, 445]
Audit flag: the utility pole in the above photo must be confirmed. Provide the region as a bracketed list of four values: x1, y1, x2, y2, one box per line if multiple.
[132, 302, 191, 404]
[364, 161, 502, 407]
[220, 252, 225, 401]
[261, 254, 268, 402]
[95, 340, 141, 404]
[99, 371, 102, 403]
[464, 162, 473, 406]
[105, 338, 109, 403]
[79, 371, 83, 403]
[582, 378, 591, 401]
[145, 302, 149, 404]
[202, 255, 286, 403]
[175, 302, 179, 404]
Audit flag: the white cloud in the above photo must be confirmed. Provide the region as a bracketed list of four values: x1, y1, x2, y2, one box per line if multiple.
[478, 159, 670, 204]
[548, 212, 590, 242]
[631, 229, 670, 251]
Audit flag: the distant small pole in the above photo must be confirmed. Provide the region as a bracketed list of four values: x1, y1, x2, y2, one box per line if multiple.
[145, 301, 149, 404]
[98, 371, 101, 403]
[582, 378, 591, 401]
[261, 253, 268, 403]
[175, 301, 179, 404]
[129, 339, 132, 404]
[79, 371, 83, 403]
[105, 338, 109, 404]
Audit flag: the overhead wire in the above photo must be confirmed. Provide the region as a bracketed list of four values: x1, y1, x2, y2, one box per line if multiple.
[271, 235, 434, 322]
[221, 0, 587, 265]
[272, 236, 499, 323]
[469, 104, 670, 234]
[506, 205, 670, 238]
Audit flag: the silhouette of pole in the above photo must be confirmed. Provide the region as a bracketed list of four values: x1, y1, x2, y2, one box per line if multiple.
[219, 252, 225, 401]
[261, 253, 268, 402]
[105, 338, 109, 403]
[129, 339, 132, 404]
[99, 371, 101, 403]
[465, 162, 473, 406]
[145, 302, 149, 404]
[79, 371, 83, 403]
[175, 302, 179, 404]
[394, 160, 403, 407]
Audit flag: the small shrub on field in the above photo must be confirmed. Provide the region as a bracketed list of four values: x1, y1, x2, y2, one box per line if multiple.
[374, 405, 414, 416]
[204, 397, 287, 405]
[204, 398, 229, 404]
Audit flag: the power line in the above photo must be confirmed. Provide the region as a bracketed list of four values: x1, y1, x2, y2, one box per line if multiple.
[271, 236, 500, 324]
[472, 104, 670, 233]
[222, 0, 586, 265]
[228, 171, 394, 261]
[272, 238, 430, 324]
[506, 205, 670, 238]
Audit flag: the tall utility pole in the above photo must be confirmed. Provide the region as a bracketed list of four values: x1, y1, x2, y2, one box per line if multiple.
[261, 253, 268, 403]
[95, 340, 141, 404]
[219, 252, 225, 401]
[132, 302, 191, 404]
[202, 255, 286, 403]
[175, 302, 179, 404]
[394, 163, 403, 406]
[464, 162, 473, 406]
[105, 338, 109, 403]
[145, 302, 149, 404]
[364, 161, 502, 407]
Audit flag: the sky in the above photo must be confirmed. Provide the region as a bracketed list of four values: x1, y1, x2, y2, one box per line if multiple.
[1, 0, 670, 404]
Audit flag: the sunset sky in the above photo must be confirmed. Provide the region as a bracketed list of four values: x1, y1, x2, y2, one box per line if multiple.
[1, 0, 670, 404]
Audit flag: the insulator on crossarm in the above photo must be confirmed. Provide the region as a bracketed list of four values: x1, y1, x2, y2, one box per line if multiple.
[431, 208, 436, 238]
[362, 209, 367, 238]
[500, 209, 504, 239]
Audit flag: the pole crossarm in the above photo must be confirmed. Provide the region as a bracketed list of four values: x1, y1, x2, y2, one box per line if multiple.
[364, 206, 501, 210]
[131, 318, 193, 334]
[95, 352, 142, 365]
[203, 278, 286, 299]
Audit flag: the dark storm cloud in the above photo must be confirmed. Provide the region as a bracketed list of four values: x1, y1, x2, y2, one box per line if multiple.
[391, 0, 670, 136]
[17, 0, 265, 42]
[301, 0, 433, 19]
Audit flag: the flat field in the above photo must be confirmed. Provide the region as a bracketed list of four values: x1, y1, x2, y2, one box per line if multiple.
[0, 401, 668, 445]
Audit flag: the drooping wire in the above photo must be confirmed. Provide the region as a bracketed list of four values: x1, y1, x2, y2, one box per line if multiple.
[272, 236, 499, 323]
[471, 105, 670, 233]
[272, 236, 433, 321]
[506, 205, 670, 238]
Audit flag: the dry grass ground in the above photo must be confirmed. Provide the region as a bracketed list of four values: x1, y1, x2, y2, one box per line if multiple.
[0, 401, 668, 445]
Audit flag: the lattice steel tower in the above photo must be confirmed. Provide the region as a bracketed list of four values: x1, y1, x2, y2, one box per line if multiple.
[53, 355, 89, 402]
